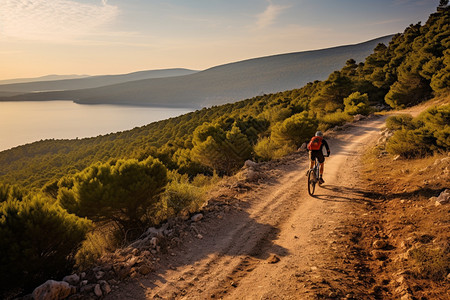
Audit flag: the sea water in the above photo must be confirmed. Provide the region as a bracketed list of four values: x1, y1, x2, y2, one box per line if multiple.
[0, 101, 192, 152]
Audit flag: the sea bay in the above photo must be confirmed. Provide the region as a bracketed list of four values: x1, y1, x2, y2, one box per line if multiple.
[0, 101, 192, 152]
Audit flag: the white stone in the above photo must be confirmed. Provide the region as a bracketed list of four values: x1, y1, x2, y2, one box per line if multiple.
[244, 160, 258, 169]
[191, 213, 204, 222]
[436, 189, 449, 205]
[299, 142, 307, 151]
[32, 280, 72, 300]
[353, 114, 365, 121]
[150, 237, 158, 248]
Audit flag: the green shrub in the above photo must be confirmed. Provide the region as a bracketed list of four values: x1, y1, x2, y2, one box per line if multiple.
[319, 111, 352, 131]
[261, 107, 293, 123]
[0, 183, 26, 203]
[58, 157, 168, 232]
[385, 72, 432, 109]
[434, 126, 450, 149]
[254, 137, 276, 161]
[415, 104, 450, 130]
[386, 128, 436, 158]
[343, 92, 371, 115]
[271, 112, 318, 147]
[163, 176, 207, 216]
[385, 114, 414, 131]
[386, 105, 449, 157]
[254, 137, 295, 161]
[173, 148, 211, 177]
[430, 52, 450, 95]
[0, 196, 91, 294]
[191, 172, 221, 187]
[418, 104, 450, 149]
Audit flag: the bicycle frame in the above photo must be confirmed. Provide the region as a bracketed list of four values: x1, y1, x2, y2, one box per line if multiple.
[307, 157, 321, 195]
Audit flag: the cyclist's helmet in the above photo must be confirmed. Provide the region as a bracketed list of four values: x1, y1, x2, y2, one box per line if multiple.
[315, 131, 323, 137]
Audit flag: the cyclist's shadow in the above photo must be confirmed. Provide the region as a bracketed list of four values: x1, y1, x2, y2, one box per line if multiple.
[311, 184, 384, 204]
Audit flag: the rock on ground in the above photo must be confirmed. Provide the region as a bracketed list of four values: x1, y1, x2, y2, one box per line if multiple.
[94, 284, 102, 297]
[62, 274, 79, 285]
[244, 160, 258, 169]
[32, 280, 72, 300]
[436, 189, 449, 205]
[191, 213, 203, 222]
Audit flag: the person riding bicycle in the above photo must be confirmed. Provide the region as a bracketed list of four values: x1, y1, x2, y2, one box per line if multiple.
[307, 131, 330, 184]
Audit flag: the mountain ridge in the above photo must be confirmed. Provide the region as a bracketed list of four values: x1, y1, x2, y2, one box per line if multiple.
[0, 74, 90, 85]
[0, 35, 394, 108]
[0, 68, 199, 95]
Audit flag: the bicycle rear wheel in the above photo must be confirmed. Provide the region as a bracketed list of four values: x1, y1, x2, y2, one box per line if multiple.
[307, 170, 316, 195]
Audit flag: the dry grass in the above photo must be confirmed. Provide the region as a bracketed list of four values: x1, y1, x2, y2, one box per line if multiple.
[362, 128, 449, 196]
[75, 225, 119, 269]
[359, 135, 449, 299]
[408, 246, 450, 281]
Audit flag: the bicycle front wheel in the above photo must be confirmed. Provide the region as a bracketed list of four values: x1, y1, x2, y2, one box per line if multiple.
[307, 170, 316, 196]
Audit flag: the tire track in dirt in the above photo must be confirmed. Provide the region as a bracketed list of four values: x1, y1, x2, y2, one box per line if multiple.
[105, 116, 387, 300]
[149, 158, 310, 299]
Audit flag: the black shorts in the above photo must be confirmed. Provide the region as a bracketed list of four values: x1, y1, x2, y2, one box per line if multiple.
[309, 150, 325, 163]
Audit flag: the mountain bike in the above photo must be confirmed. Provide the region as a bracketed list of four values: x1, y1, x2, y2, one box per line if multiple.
[307, 154, 329, 196]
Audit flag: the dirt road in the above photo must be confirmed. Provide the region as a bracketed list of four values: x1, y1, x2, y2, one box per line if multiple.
[106, 116, 387, 300]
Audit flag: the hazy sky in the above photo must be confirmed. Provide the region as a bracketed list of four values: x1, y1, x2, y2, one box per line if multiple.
[0, 0, 439, 80]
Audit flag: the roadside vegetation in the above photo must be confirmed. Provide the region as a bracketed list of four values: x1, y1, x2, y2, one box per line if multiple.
[385, 104, 449, 157]
[0, 4, 449, 297]
[361, 112, 449, 298]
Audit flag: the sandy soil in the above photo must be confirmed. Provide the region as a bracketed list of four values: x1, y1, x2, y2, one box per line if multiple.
[105, 116, 390, 300]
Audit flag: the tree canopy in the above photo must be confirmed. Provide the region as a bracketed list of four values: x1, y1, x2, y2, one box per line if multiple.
[58, 157, 168, 231]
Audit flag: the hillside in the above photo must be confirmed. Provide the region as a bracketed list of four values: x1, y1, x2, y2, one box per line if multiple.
[0, 36, 393, 108]
[0, 68, 198, 95]
[64, 109, 448, 300]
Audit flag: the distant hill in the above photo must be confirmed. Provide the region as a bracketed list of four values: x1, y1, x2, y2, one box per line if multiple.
[0, 68, 199, 94]
[0, 36, 393, 108]
[0, 74, 90, 85]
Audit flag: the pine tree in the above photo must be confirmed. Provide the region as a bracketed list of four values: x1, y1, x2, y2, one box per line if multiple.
[58, 157, 167, 231]
[271, 112, 318, 147]
[0, 195, 91, 294]
[191, 123, 252, 174]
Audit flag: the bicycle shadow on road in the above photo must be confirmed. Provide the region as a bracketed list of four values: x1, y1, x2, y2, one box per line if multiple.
[311, 184, 385, 204]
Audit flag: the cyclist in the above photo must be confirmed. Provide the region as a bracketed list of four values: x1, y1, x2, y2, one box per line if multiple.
[307, 131, 330, 184]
